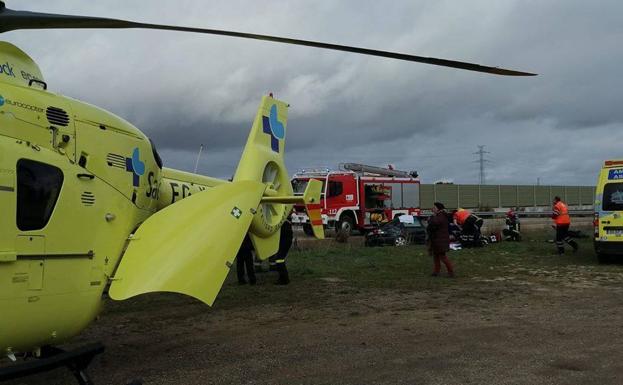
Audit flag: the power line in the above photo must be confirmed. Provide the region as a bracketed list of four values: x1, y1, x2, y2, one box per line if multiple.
[473, 145, 491, 185]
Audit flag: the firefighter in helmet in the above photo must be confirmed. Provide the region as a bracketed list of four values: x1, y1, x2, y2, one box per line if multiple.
[503, 208, 522, 241]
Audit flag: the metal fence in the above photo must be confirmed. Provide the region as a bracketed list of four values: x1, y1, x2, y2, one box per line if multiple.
[420, 184, 595, 210]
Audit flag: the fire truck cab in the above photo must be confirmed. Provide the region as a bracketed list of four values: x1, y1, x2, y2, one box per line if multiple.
[291, 163, 420, 235]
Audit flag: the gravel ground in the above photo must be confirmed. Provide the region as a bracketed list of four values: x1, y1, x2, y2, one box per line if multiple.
[4, 259, 623, 385]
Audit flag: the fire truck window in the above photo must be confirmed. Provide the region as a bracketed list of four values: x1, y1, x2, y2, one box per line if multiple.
[328, 181, 343, 198]
[603, 183, 623, 211]
[16, 159, 64, 231]
[402, 183, 420, 208]
[291, 179, 309, 194]
[292, 179, 326, 195]
[386, 183, 402, 208]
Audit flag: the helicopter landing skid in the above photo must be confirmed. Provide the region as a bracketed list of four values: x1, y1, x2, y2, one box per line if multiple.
[0, 342, 104, 385]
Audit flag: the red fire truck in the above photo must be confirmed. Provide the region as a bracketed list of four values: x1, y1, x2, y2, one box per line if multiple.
[291, 163, 421, 235]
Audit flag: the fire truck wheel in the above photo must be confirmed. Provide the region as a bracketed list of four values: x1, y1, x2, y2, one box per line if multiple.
[302, 223, 314, 237]
[394, 236, 408, 247]
[336, 214, 354, 236]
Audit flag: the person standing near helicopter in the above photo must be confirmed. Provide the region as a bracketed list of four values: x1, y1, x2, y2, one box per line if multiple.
[269, 217, 294, 285]
[236, 236, 256, 285]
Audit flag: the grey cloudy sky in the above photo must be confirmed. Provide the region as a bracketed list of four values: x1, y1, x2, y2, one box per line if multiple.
[5, 1, 623, 185]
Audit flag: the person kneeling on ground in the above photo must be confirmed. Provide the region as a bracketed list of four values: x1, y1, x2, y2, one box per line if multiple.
[453, 208, 484, 247]
[427, 202, 455, 277]
[503, 208, 522, 241]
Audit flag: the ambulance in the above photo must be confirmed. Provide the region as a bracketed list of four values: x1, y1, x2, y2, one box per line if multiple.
[594, 160, 623, 262]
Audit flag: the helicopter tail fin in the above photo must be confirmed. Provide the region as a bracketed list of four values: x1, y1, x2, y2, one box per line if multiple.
[302, 179, 324, 239]
[233, 95, 294, 260]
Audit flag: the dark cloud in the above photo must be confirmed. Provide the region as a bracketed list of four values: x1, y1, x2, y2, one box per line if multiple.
[6, 0, 623, 185]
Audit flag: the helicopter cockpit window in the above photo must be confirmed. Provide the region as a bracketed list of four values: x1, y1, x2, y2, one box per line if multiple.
[16, 159, 64, 231]
[149, 138, 163, 169]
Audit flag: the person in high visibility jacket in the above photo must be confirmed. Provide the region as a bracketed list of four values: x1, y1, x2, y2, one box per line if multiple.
[453, 208, 484, 246]
[552, 196, 579, 254]
[269, 219, 293, 285]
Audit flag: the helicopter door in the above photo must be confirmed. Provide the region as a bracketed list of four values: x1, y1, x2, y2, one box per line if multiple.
[73, 120, 157, 211]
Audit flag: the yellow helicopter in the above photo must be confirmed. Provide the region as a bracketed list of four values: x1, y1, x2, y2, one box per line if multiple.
[0, 2, 535, 382]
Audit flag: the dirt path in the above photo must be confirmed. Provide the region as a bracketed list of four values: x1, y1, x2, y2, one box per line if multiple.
[7, 270, 623, 385]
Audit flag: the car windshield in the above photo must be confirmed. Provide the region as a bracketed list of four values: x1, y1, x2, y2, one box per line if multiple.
[382, 219, 404, 229]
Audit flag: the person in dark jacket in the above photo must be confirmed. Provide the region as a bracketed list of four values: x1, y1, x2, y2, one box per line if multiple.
[427, 202, 454, 277]
[236, 236, 256, 285]
[269, 219, 293, 285]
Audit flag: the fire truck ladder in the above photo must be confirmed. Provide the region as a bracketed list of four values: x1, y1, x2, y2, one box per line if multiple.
[340, 163, 418, 178]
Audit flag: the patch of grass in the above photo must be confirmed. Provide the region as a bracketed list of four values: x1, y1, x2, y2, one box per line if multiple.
[214, 231, 621, 309]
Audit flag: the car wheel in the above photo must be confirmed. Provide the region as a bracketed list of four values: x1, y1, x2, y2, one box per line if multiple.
[394, 236, 408, 247]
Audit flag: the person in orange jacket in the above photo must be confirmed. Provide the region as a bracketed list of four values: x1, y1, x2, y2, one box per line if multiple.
[552, 196, 578, 255]
[453, 208, 484, 246]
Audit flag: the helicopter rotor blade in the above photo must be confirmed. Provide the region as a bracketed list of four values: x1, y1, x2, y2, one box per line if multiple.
[0, 3, 536, 76]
